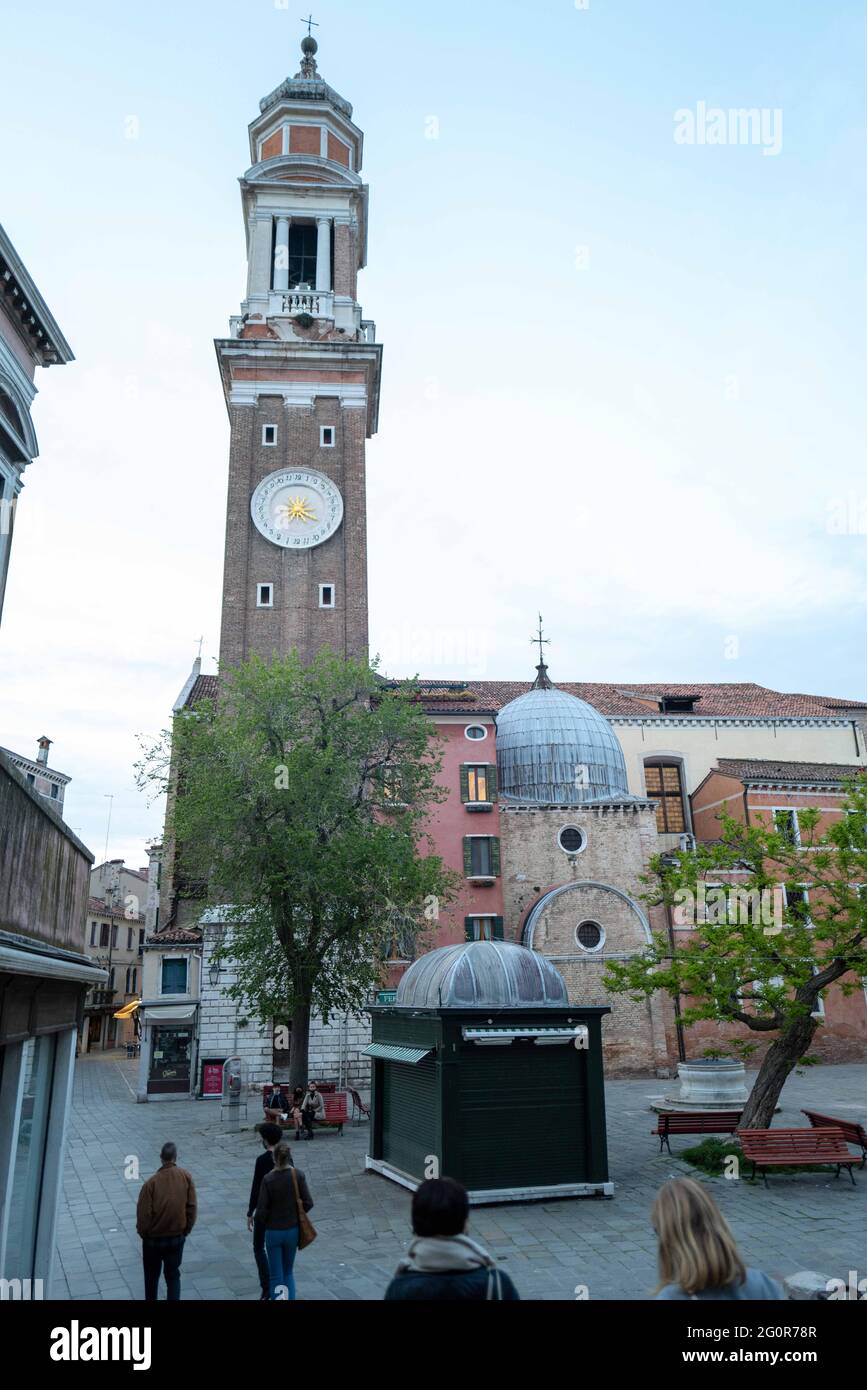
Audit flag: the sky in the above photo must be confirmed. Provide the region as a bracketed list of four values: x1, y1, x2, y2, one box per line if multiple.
[1, 0, 867, 864]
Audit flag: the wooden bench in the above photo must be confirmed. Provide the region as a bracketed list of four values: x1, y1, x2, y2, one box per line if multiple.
[739, 1127, 858, 1188]
[261, 1086, 348, 1136]
[652, 1111, 743, 1154]
[802, 1110, 867, 1169]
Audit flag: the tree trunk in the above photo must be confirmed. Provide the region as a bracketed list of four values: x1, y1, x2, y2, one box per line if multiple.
[289, 998, 311, 1090]
[738, 1014, 818, 1129]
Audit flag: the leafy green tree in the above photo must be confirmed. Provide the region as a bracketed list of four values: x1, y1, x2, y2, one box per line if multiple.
[603, 777, 867, 1128]
[139, 651, 454, 1085]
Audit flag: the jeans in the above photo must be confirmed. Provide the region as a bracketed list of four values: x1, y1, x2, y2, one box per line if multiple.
[252, 1216, 270, 1293]
[142, 1234, 186, 1301]
[264, 1225, 300, 1300]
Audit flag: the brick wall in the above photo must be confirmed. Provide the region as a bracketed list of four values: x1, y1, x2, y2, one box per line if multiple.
[500, 801, 673, 1075]
[218, 393, 368, 668]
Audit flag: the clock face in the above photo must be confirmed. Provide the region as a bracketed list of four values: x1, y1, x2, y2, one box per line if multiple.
[250, 468, 343, 549]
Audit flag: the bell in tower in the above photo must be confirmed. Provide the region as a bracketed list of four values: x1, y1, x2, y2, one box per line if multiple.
[217, 32, 382, 669]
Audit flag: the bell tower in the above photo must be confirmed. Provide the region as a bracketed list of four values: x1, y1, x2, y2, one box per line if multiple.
[216, 33, 382, 668]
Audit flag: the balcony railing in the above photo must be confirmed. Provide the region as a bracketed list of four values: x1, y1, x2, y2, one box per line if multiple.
[269, 289, 334, 319]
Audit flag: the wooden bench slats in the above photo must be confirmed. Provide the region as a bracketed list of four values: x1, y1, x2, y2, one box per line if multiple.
[652, 1111, 742, 1154]
[802, 1110, 867, 1166]
[739, 1127, 858, 1188]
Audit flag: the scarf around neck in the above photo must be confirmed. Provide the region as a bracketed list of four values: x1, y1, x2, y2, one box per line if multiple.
[396, 1233, 496, 1276]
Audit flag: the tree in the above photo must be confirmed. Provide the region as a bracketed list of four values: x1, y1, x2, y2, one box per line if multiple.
[603, 776, 867, 1128]
[138, 651, 455, 1085]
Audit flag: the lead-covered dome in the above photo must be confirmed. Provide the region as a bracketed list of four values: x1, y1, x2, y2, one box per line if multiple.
[396, 940, 568, 1009]
[496, 663, 631, 804]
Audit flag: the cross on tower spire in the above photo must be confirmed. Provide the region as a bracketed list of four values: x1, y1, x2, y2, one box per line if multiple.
[296, 15, 320, 76]
[530, 613, 553, 689]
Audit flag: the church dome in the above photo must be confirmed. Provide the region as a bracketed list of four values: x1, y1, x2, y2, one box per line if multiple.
[396, 940, 568, 1010]
[496, 662, 630, 804]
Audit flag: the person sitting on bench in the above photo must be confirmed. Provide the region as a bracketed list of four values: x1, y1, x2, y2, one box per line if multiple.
[264, 1085, 286, 1123]
[299, 1081, 325, 1139]
[289, 1087, 305, 1139]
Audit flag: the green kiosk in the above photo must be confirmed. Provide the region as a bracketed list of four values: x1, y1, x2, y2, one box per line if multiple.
[364, 940, 613, 1203]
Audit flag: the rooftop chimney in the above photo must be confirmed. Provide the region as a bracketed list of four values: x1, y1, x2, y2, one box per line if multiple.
[37, 735, 52, 766]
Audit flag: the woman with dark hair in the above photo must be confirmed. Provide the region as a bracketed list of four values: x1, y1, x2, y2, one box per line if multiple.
[289, 1086, 305, 1139]
[652, 1178, 784, 1300]
[384, 1177, 519, 1301]
[255, 1140, 314, 1301]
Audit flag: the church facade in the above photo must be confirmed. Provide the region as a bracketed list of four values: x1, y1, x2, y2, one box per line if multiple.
[147, 39, 867, 1097]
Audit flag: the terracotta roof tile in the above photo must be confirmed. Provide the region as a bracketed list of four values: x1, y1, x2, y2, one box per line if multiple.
[715, 758, 867, 783]
[181, 673, 866, 720]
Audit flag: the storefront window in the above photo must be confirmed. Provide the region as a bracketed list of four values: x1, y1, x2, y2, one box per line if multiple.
[150, 1027, 192, 1084]
[3, 1035, 56, 1280]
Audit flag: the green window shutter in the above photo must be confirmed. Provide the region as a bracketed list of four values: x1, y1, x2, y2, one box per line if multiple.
[464, 917, 475, 941]
[491, 837, 501, 876]
[459, 766, 470, 802]
[463, 837, 472, 877]
[493, 916, 504, 940]
[488, 764, 498, 802]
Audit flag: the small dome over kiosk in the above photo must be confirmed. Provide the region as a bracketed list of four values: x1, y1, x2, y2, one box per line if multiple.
[395, 940, 568, 1010]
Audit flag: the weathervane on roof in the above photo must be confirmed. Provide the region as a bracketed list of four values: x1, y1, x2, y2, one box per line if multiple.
[530, 614, 553, 690]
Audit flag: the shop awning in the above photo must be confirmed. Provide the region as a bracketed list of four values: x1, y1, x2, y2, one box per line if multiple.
[113, 999, 141, 1020]
[363, 1042, 432, 1065]
[142, 1004, 198, 1022]
[462, 1025, 589, 1047]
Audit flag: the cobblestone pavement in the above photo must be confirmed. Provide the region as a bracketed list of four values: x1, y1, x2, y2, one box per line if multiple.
[54, 1055, 866, 1301]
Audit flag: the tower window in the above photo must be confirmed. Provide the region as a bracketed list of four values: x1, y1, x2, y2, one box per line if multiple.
[644, 761, 686, 833]
[262, 424, 277, 446]
[287, 223, 317, 288]
[257, 583, 274, 608]
[320, 426, 335, 447]
[464, 724, 487, 741]
[319, 584, 335, 609]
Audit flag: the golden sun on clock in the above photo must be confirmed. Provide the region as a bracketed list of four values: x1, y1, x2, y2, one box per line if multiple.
[250, 468, 344, 550]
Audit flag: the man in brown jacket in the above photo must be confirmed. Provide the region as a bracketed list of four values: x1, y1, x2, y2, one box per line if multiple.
[136, 1142, 197, 1301]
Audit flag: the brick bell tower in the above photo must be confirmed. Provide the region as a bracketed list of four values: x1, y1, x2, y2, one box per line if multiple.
[216, 33, 382, 668]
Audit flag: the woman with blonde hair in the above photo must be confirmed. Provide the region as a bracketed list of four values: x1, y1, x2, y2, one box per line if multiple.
[651, 1178, 784, 1300]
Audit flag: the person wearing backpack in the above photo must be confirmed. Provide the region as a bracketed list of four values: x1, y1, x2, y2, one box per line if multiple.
[384, 1177, 519, 1301]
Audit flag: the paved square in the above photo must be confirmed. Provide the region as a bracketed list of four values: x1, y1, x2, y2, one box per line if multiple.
[54, 1056, 866, 1301]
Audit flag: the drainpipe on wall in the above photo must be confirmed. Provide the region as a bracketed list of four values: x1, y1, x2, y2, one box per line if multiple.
[665, 901, 687, 1065]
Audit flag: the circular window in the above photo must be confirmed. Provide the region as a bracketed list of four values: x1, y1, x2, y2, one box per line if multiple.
[464, 724, 487, 741]
[558, 825, 586, 855]
[575, 920, 604, 952]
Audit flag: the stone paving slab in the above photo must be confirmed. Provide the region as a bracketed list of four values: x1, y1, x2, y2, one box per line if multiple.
[52, 1054, 866, 1301]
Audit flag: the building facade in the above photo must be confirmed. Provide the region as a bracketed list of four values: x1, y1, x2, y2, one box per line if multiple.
[0, 222, 74, 623]
[0, 736, 70, 812]
[0, 227, 99, 1296]
[154, 41, 867, 1092]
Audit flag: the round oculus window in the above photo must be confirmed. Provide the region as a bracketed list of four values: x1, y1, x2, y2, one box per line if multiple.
[558, 825, 586, 854]
[575, 920, 604, 951]
[464, 725, 487, 741]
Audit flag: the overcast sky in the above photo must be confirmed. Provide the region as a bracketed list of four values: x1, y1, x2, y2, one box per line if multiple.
[2, 0, 866, 865]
